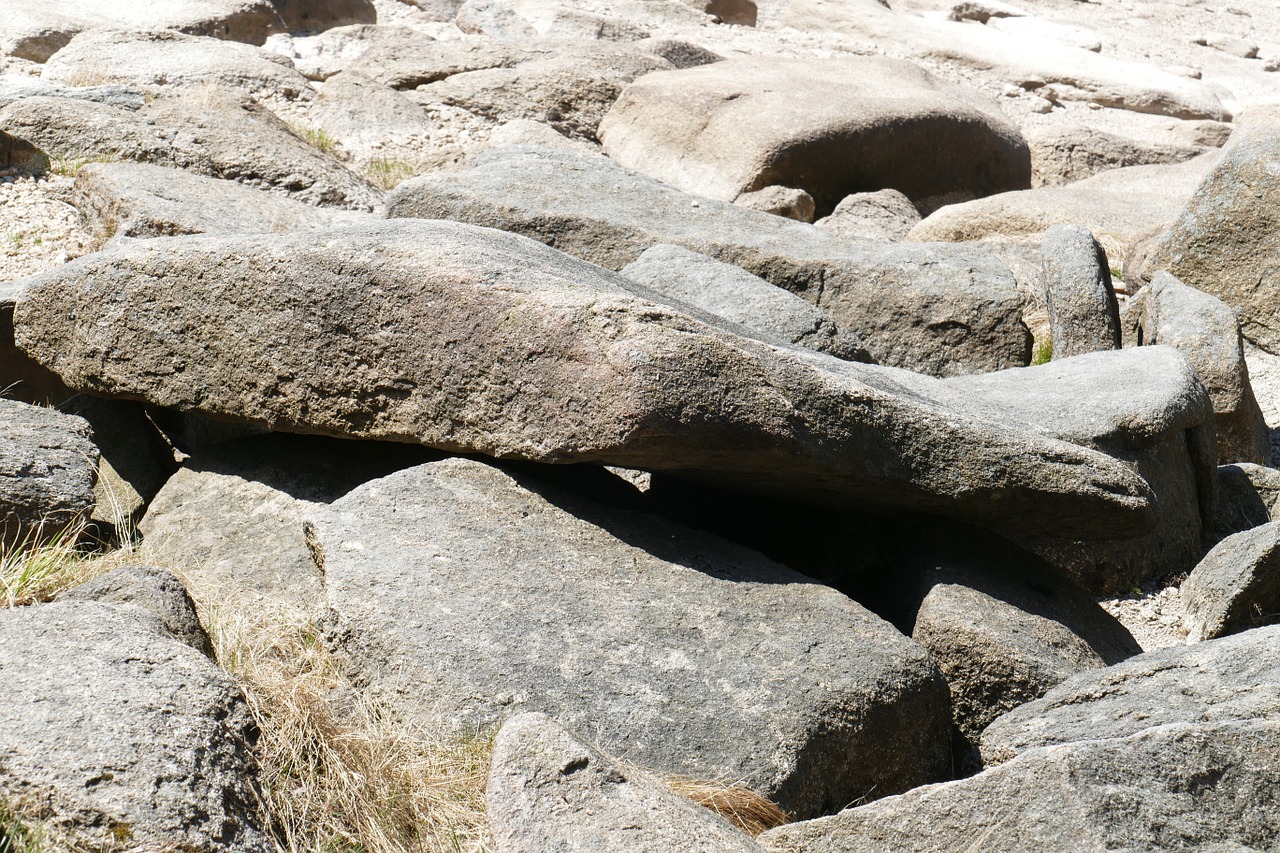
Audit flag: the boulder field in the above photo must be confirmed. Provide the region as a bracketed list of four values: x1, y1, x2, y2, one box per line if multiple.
[2, 0, 1280, 850]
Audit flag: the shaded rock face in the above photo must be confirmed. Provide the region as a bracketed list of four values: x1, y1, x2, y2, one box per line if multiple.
[487, 713, 766, 852]
[1122, 271, 1270, 465]
[0, 600, 268, 852]
[1181, 522, 1280, 641]
[1146, 106, 1280, 354]
[598, 55, 1031, 214]
[0, 399, 98, 543]
[385, 145, 1033, 378]
[0, 129, 47, 173]
[12, 220, 1156, 540]
[309, 457, 954, 818]
[0, 284, 71, 405]
[60, 564, 215, 657]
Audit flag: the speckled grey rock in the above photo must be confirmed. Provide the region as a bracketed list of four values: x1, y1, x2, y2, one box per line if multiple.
[759, 719, 1280, 853]
[813, 189, 920, 241]
[487, 713, 766, 853]
[1182, 523, 1280, 641]
[620, 244, 869, 361]
[980, 625, 1280, 765]
[598, 56, 1030, 214]
[1209, 463, 1277, 544]
[1146, 106, 1280, 354]
[1123, 271, 1269, 464]
[73, 162, 370, 247]
[0, 129, 47, 173]
[0, 93, 380, 210]
[15, 219, 1154, 539]
[385, 145, 1033, 378]
[61, 564, 214, 657]
[0, 398, 98, 543]
[0, 75, 147, 111]
[1040, 225, 1121, 360]
[311, 457, 953, 817]
[0, 600, 268, 852]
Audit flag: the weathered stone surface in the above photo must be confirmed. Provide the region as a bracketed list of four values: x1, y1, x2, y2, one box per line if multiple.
[139, 434, 434, 619]
[74, 162, 369, 247]
[980, 625, 1280, 764]
[1145, 106, 1280, 354]
[1040, 225, 1121, 360]
[347, 33, 556, 89]
[0, 0, 281, 63]
[599, 56, 1030, 214]
[487, 713, 766, 852]
[306, 70, 437, 162]
[0, 93, 380, 211]
[405, 42, 672, 141]
[385, 146, 1033, 377]
[41, 29, 311, 97]
[1122, 271, 1269, 465]
[0, 75, 147, 111]
[620, 244, 870, 362]
[1027, 124, 1207, 187]
[0, 399, 97, 543]
[57, 395, 177, 530]
[890, 520, 1140, 753]
[0, 600, 267, 852]
[311, 457, 953, 817]
[15, 219, 1153, 538]
[908, 153, 1215, 244]
[61, 565, 214, 657]
[734, 186, 816, 223]
[935, 346, 1217, 592]
[1182, 522, 1280, 641]
[0, 129, 47, 174]
[0, 283, 70, 405]
[814, 189, 920, 241]
[760, 719, 1280, 853]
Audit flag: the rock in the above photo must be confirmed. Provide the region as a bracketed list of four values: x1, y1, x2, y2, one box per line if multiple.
[456, 0, 537, 38]
[405, 41, 672, 141]
[0, 600, 267, 851]
[0, 0, 281, 63]
[384, 146, 1033, 377]
[40, 29, 311, 97]
[1209, 463, 1276, 544]
[637, 37, 722, 69]
[1194, 32, 1258, 58]
[311, 457, 953, 817]
[306, 70, 437, 163]
[888, 520, 1140, 757]
[262, 23, 422, 81]
[348, 33, 556, 90]
[734, 186, 816, 223]
[1145, 106, 1280, 354]
[0, 398, 98, 544]
[946, 0, 1027, 22]
[139, 434, 434, 619]
[759, 719, 1280, 853]
[0, 129, 47, 174]
[813, 189, 920, 241]
[619, 244, 870, 361]
[0, 92, 380, 211]
[73, 162, 370, 247]
[987, 15, 1101, 52]
[0, 75, 147, 111]
[61, 564, 214, 657]
[934, 346, 1217, 593]
[1039, 225, 1121, 360]
[57, 395, 177, 531]
[0, 283, 71, 405]
[271, 0, 375, 32]
[15, 219, 1154, 539]
[598, 56, 1030, 214]
[1121, 271, 1270, 465]
[784, 0, 1230, 121]
[980, 624, 1280, 765]
[480, 118, 600, 156]
[1026, 125, 1206, 187]
[487, 713, 767, 852]
[1181, 523, 1280, 641]
[908, 153, 1216, 245]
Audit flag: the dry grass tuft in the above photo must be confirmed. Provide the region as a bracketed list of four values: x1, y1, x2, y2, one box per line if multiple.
[362, 158, 418, 190]
[205, 599, 493, 853]
[0, 523, 139, 608]
[667, 778, 791, 838]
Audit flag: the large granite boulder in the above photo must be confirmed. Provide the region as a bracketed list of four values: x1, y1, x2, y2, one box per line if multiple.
[385, 145, 1033, 377]
[0, 600, 268, 851]
[14, 219, 1153, 540]
[487, 713, 766, 852]
[1181, 523, 1280, 641]
[308, 457, 953, 817]
[1122, 271, 1270, 465]
[1144, 106, 1280, 354]
[598, 56, 1030, 214]
[0, 399, 98, 543]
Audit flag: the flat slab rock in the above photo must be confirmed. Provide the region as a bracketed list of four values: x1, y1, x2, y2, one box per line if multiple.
[310, 456, 952, 817]
[0, 599, 268, 852]
[13, 218, 1153, 539]
[385, 145, 1033, 378]
[487, 713, 765, 852]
